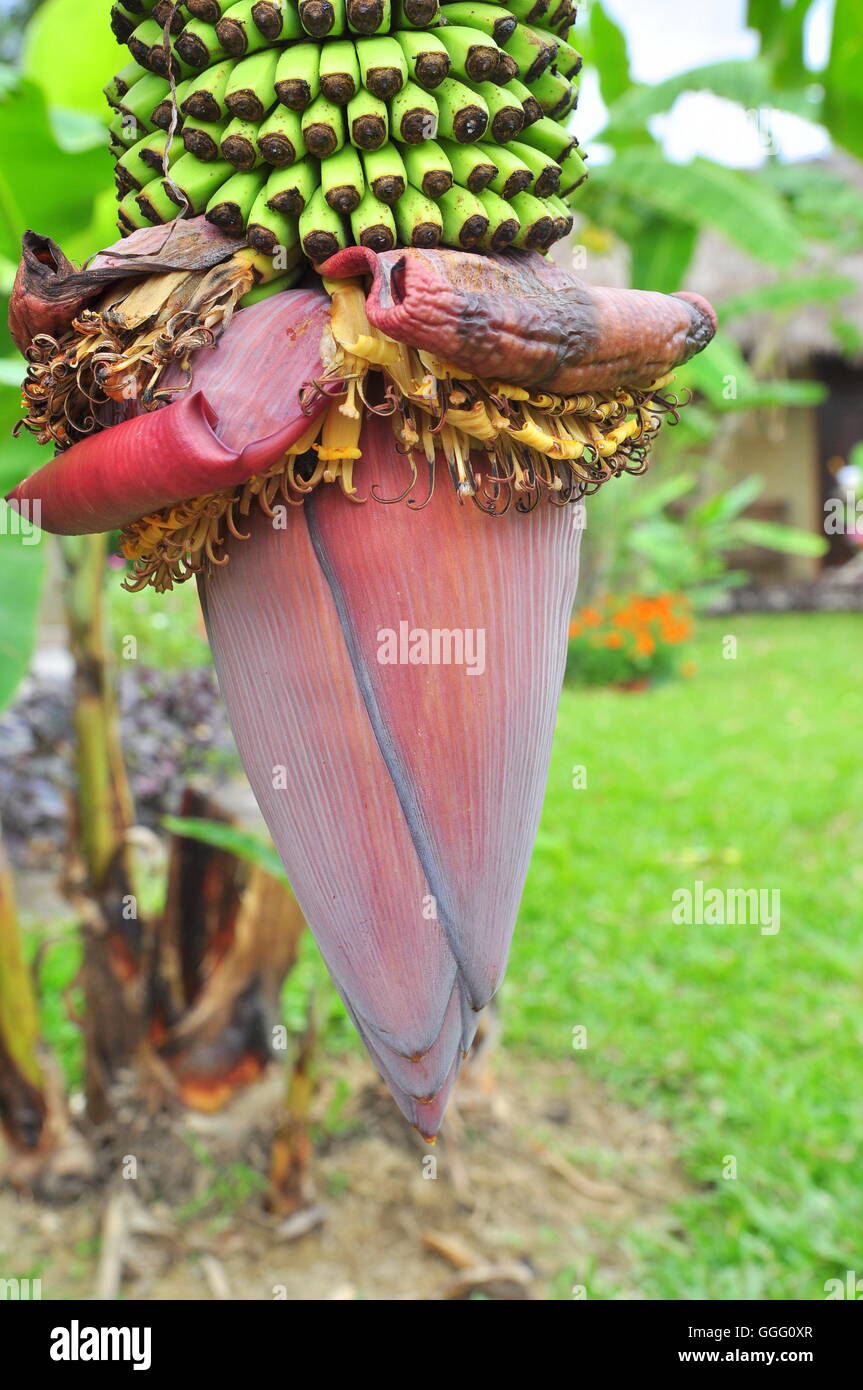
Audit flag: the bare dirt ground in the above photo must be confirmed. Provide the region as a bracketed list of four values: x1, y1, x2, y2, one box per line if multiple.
[0, 1053, 691, 1302]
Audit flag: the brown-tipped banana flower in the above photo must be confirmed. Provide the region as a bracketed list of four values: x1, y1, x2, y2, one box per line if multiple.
[8, 218, 715, 1137]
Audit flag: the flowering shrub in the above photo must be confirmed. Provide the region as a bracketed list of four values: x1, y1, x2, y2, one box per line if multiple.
[566, 593, 695, 688]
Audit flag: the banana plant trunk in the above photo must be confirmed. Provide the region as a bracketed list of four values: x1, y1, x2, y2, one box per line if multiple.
[147, 789, 306, 1110]
[61, 533, 142, 1123]
[0, 819, 47, 1155]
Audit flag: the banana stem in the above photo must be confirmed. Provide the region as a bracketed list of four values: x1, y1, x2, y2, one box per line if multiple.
[61, 533, 142, 1122]
[267, 1003, 318, 1216]
[0, 822, 47, 1153]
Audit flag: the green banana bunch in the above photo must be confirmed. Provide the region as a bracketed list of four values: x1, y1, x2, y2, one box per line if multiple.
[105, 1, 588, 257]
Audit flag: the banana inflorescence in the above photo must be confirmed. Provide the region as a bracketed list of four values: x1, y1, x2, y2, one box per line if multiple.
[108, 1, 586, 261]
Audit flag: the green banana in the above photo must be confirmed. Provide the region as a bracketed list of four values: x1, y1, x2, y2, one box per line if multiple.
[438, 137, 496, 193]
[388, 80, 439, 143]
[526, 66, 571, 117]
[394, 30, 450, 88]
[118, 188, 151, 233]
[506, 0, 549, 21]
[394, 0, 440, 25]
[118, 72, 168, 132]
[258, 105, 305, 164]
[347, 0, 391, 36]
[477, 185, 519, 249]
[350, 186, 397, 250]
[465, 79, 524, 141]
[507, 138, 560, 196]
[164, 153, 236, 213]
[361, 143, 408, 202]
[321, 145, 366, 212]
[136, 128, 183, 172]
[502, 76, 542, 126]
[435, 25, 501, 83]
[206, 167, 268, 233]
[181, 60, 236, 121]
[555, 83, 578, 120]
[104, 60, 147, 108]
[299, 0, 346, 37]
[264, 157, 318, 213]
[438, 183, 488, 248]
[216, 0, 274, 55]
[275, 43, 322, 109]
[221, 114, 266, 168]
[433, 76, 487, 143]
[111, 0, 138, 37]
[502, 22, 556, 83]
[175, 18, 223, 68]
[250, 0, 304, 40]
[136, 175, 183, 224]
[299, 185, 349, 260]
[438, 5, 517, 45]
[247, 192, 301, 253]
[347, 87, 389, 148]
[494, 50, 520, 82]
[357, 36, 408, 99]
[225, 48, 280, 121]
[509, 189, 554, 248]
[558, 145, 588, 195]
[394, 0, 441, 24]
[116, 161, 136, 199]
[479, 140, 531, 198]
[109, 113, 141, 150]
[532, 26, 581, 78]
[117, 131, 172, 190]
[302, 92, 346, 156]
[318, 39, 360, 103]
[399, 138, 453, 196]
[517, 113, 574, 161]
[546, 192, 573, 239]
[126, 18, 164, 72]
[186, 0, 234, 20]
[394, 183, 442, 246]
[182, 116, 230, 161]
[153, 0, 186, 24]
[548, 0, 575, 34]
[151, 79, 192, 130]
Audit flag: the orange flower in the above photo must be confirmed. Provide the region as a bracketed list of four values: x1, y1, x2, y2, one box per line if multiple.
[634, 633, 655, 657]
[581, 607, 601, 627]
[568, 619, 582, 639]
[605, 632, 624, 648]
[660, 618, 693, 644]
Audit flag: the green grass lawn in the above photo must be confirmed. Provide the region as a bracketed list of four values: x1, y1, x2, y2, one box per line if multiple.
[502, 613, 863, 1300]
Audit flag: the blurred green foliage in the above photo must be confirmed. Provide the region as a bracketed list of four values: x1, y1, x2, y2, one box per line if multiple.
[583, 471, 827, 608]
[108, 579, 213, 669]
